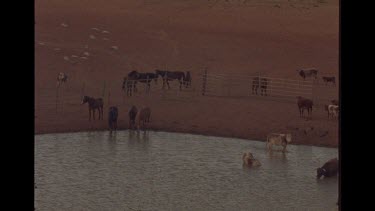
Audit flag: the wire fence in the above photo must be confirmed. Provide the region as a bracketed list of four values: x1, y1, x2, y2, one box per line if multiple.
[35, 70, 338, 116]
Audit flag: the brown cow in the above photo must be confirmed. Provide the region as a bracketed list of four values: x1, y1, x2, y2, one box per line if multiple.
[135, 107, 151, 130]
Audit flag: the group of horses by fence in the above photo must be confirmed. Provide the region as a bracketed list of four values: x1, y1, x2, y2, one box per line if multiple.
[121, 70, 192, 96]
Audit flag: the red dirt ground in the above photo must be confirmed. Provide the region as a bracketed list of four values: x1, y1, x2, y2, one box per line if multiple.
[35, 0, 339, 147]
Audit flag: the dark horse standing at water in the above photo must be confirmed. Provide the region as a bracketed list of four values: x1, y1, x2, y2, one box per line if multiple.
[155, 69, 185, 90]
[108, 106, 118, 132]
[128, 105, 138, 129]
[81, 96, 104, 121]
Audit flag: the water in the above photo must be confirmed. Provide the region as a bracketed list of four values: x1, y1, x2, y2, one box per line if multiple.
[35, 131, 338, 210]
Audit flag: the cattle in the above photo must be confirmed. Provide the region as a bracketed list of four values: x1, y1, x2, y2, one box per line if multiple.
[266, 133, 292, 153]
[81, 96, 104, 121]
[242, 152, 261, 167]
[325, 104, 339, 119]
[296, 68, 318, 80]
[317, 158, 338, 179]
[56, 72, 68, 87]
[322, 76, 336, 86]
[297, 96, 313, 118]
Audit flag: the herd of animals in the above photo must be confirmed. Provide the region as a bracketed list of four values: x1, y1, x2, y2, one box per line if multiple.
[55, 67, 339, 205]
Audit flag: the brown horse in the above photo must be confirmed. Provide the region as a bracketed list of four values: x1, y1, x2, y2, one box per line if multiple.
[297, 96, 313, 118]
[81, 96, 104, 121]
[135, 107, 151, 130]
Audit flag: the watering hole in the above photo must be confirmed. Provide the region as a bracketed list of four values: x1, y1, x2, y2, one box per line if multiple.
[35, 130, 338, 210]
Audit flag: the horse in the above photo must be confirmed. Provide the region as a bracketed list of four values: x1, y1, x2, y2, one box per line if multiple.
[252, 77, 268, 96]
[183, 71, 192, 88]
[56, 72, 68, 87]
[135, 106, 151, 130]
[136, 72, 158, 93]
[155, 69, 185, 90]
[297, 96, 313, 118]
[128, 105, 138, 129]
[81, 96, 104, 121]
[108, 106, 118, 132]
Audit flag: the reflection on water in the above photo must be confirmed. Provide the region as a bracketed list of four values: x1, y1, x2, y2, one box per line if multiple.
[35, 131, 338, 210]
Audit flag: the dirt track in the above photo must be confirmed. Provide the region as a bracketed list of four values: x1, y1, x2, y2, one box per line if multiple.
[35, 0, 339, 147]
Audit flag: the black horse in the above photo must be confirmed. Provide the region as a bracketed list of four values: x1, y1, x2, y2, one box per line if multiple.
[81, 96, 104, 121]
[108, 106, 118, 132]
[128, 105, 138, 129]
[124, 70, 158, 94]
[155, 69, 185, 90]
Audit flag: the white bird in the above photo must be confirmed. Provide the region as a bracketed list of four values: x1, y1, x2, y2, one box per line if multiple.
[91, 27, 100, 31]
[102, 30, 110, 34]
[63, 56, 70, 61]
[83, 52, 90, 56]
[89, 35, 96, 39]
[111, 46, 119, 50]
[61, 23, 68, 27]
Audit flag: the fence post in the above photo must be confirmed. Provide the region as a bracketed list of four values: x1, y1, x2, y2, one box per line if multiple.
[56, 86, 59, 114]
[202, 68, 207, 96]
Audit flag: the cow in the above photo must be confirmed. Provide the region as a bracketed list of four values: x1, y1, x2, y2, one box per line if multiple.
[322, 76, 336, 86]
[297, 96, 313, 118]
[242, 152, 261, 167]
[266, 133, 292, 153]
[296, 68, 318, 80]
[56, 72, 68, 87]
[317, 158, 338, 179]
[128, 106, 138, 129]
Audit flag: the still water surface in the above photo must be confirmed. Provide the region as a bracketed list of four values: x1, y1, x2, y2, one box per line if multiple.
[35, 130, 338, 210]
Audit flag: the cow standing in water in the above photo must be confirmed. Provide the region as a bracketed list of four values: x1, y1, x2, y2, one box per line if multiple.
[108, 106, 118, 132]
[135, 106, 151, 130]
[317, 158, 338, 179]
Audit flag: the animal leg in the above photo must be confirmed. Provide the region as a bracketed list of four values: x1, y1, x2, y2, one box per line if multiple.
[89, 109, 91, 121]
[93, 110, 96, 120]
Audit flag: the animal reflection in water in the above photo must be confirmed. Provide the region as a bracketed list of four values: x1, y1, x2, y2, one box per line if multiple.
[242, 152, 261, 168]
[266, 133, 292, 153]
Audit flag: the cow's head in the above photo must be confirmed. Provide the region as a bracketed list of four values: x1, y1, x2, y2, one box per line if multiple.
[317, 167, 326, 179]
